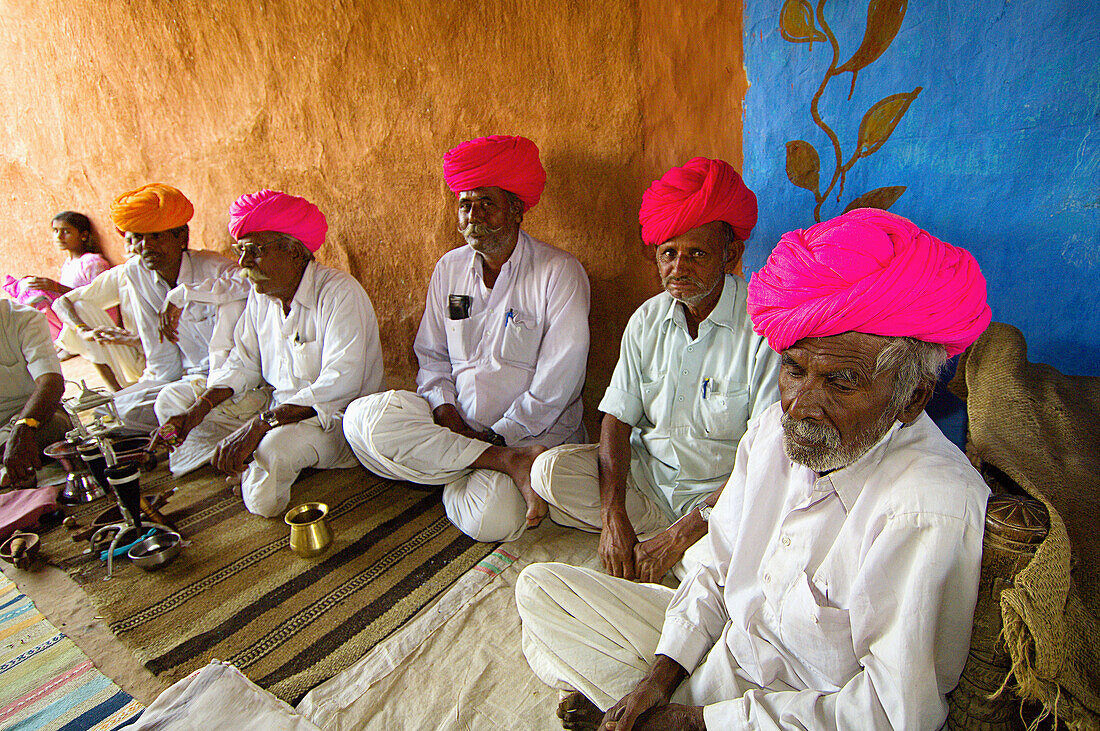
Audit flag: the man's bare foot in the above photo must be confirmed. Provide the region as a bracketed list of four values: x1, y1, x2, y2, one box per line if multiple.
[557, 691, 602, 730]
[505, 445, 548, 527]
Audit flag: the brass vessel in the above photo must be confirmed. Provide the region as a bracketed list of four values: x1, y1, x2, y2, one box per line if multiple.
[284, 502, 332, 557]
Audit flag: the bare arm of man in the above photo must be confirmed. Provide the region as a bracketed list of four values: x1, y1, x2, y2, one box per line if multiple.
[633, 486, 722, 583]
[432, 403, 489, 442]
[2, 373, 65, 486]
[51, 297, 93, 336]
[602, 655, 704, 731]
[598, 413, 639, 579]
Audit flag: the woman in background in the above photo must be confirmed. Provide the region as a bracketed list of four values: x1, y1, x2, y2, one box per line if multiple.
[3, 211, 110, 342]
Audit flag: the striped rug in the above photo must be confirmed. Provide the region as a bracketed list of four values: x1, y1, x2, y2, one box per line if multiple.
[0, 574, 144, 730]
[38, 465, 496, 704]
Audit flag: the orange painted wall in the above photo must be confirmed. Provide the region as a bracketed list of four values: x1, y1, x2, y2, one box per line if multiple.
[0, 0, 746, 428]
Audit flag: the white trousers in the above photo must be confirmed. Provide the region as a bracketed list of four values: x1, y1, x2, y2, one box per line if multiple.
[343, 390, 529, 542]
[530, 443, 670, 538]
[515, 562, 755, 713]
[54, 300, 144, 386]
[155, 378, 357, 518]
[112, 379, 169, 434]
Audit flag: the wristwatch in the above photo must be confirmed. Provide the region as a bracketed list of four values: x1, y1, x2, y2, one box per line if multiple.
[485, 429, 507, 447]
[259, 410, 280, 429]
[697, 503, 713, 522]
[13, 417, 40, 429]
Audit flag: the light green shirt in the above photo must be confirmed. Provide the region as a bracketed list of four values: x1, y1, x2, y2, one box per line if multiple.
[598, 275, 780, 519]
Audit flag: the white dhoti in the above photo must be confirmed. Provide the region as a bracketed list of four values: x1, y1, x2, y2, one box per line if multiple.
[343, 390, 530, 542]
[111, 379, 170, 434]
[516, 562, 759, 713]
[155, 379, 356, 518]
[54, 300, 144, 386]
[530, 443, 711, 580]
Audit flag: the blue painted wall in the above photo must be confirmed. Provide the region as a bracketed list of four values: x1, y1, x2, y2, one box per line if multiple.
[742, 0, 1100, 381]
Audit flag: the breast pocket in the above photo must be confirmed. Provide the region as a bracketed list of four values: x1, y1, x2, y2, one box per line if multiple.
[445, 318, 477, 362]
[779, 573, 861, 686]
[499, 310, 540, 366]
[288, 339, 321, 383]
[696, 384, 749, 440]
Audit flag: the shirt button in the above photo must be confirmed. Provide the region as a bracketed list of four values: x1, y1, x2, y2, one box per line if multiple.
[781, 536, 791, 547]
[681, 369, 688, 375]
[763, 573, 771, 583]
[687, 346, 694, 352]
[677, 396, 684, 402]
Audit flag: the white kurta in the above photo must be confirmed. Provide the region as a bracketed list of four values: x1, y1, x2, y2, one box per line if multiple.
[53, 265, 146, 386]
[0, 300, 62, 423]
[163, 261, 384, 518]
[518, 403, 989, 730]
[110, 252, 241, 432]
[344, 231, 589, 542]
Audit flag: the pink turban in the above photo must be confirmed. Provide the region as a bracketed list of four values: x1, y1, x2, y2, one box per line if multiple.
[639, 157, 758, 245]
[747, 208, 991, 356]
[227, 189, 328, 252]
[443, 135, 546, 211]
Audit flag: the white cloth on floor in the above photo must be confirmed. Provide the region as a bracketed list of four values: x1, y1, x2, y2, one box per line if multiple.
[413, 230, 589, 446]
[343, 389, 532, 542]
[53, 265, 145, 385]
[518, 403, 989, 730]
[130, 660, 321, 731]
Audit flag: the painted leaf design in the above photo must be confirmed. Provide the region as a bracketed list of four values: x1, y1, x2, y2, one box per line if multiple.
[837, 0, 907, 74]
[843, 186, 906, 213]
[779, 0, 826, 45]
[856, 87, 921, 158]
[785, 140, 820, 192]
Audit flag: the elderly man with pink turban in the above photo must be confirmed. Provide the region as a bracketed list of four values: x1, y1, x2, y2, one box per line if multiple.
[151, 190, 384, 518]
[53, 183, 246, 434]
[516, 209, 992, 731]
[529, 157, 780, 584]
[342, 135, 590, 542]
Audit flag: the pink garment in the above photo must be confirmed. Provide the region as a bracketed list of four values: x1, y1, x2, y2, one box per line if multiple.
[3, 252, 109, 339]
[639, 157, 758, 246]
[746, 208, 991, 356]
[443, 135, 546, 212]
[0, 484, 58, 543]
[228, 189, 328, 252]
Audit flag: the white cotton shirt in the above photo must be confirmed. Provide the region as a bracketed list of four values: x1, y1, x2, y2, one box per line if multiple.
[598, 275, 780, 519]
[124, 251, 239, 381]
[208, 261, 384, 431]
[56, 264, 142, 335]
[414, 231, 590, 447]
[656, 402, 989, 730]
[0, 300, 62, 422]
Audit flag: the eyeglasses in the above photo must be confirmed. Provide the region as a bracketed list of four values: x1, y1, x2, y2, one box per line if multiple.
[230, 241, 275, 259]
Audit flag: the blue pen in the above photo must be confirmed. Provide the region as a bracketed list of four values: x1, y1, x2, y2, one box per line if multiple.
[505, 308, 515, 326]
[701, 378, 710, 399]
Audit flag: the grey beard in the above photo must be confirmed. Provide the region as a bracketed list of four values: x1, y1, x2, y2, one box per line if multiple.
[781, 410, 895, 473]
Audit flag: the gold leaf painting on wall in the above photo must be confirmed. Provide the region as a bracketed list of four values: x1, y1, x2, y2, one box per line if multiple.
[779, 0, 919, 221]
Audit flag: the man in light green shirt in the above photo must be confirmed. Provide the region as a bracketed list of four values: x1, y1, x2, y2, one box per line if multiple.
[531, 157, 779, 582]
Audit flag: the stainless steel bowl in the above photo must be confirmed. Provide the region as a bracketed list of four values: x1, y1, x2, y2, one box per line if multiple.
[127, 531, 182, 570]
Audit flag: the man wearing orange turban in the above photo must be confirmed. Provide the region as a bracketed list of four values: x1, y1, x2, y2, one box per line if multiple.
[516, 210, 990, 730]
[88, 184, 247, 433]
[528, 157, 779, 584]
[342, 135, 591, 543]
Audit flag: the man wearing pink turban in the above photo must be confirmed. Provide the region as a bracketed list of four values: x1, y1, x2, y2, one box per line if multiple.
[528, 157, 779, 585]
[342, 135, 590, 543]
[517, 209, 991, 730]
[151, 190, 384, 518]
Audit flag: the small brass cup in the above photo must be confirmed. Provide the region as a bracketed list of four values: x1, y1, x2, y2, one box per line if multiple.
[284, 502, 332, 557]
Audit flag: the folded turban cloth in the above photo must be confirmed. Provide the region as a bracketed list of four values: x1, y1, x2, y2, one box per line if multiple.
[443, 135, 546, 212]
[747, 208, 991, 356]
[639, 157, 758, 246]
[110, 183, 194, 234]
[227, 189, 328, 253]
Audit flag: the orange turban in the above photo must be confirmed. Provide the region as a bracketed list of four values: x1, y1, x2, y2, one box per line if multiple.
[443, 135, 546, 211]
[110, 183, 194, 234]
[639, 157, 757, 245]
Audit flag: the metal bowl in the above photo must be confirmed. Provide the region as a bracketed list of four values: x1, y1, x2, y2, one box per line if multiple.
[127, 531, 182, 570]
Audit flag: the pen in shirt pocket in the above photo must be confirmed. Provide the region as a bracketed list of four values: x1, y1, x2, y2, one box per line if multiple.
[504, 308, 516, 326]
[701, 377, 711, 399]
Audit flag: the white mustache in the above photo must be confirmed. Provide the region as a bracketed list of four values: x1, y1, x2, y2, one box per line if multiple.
[459, 222, 504, 238]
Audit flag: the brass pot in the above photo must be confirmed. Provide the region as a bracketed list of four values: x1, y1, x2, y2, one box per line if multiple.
[284, 502, 332, 557]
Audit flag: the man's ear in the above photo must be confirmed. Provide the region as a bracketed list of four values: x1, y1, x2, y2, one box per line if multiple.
[726, 239, 745, 268]
[897, 379, 935, 424]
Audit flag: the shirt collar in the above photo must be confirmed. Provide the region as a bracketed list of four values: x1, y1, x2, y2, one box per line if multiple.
[811, 419, 906, 513]
[467, 230, 530, 284]
[660, 274, 744, 334]
[288, 260, 319, 312]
